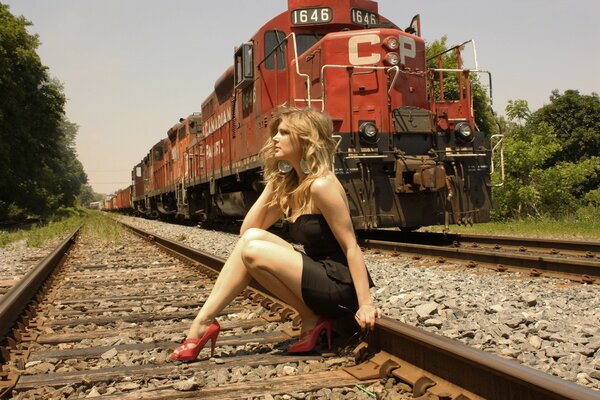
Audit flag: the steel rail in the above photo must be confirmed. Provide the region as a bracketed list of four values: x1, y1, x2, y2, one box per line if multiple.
[358, 233, 599, 283]
[0, 226, 80, 343]
[121, 223, 599, 399]
[360, 230, 600, 255]
[362, 317, 600, 400]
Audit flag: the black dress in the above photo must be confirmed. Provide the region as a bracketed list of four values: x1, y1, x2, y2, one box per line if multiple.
[288, 214, 375, 319]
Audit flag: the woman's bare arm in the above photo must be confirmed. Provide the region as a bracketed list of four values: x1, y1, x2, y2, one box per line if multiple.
[240, 182, 282, 235]
[310, 176, 381, 329]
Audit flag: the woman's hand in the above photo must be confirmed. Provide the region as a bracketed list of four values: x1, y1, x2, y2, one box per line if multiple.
[354, 303, 382, 330]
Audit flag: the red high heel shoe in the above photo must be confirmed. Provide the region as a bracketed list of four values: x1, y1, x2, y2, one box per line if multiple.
[287, 317, 332, 353]
[170, 320, 220, 361]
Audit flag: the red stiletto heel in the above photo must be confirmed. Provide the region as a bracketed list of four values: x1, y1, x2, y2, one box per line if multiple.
[287, 317, 332, 353]
[170, 320, 220, 361]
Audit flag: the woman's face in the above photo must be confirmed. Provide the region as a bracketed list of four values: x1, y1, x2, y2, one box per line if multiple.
[273, 119, 302, 163]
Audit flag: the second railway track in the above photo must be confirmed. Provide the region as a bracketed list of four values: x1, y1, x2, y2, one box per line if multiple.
[358, 230, 600, 283]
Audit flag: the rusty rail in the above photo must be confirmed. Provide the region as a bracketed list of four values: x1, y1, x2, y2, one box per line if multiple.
[348, 317, 599, 400]
[0, 226, 80, 344]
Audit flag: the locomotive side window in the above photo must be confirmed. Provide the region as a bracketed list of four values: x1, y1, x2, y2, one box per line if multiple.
[154, 147, 163, 161]
[234, 43, 254, 89]
[264, 30, 286, 70]
[296, 33, 325, 55]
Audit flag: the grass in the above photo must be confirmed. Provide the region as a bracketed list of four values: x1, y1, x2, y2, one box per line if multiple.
[0, 209, 127, 248]
[0, 208, 85, 248]
[421, 207, 600, 240]
[81, 211, 123, 242]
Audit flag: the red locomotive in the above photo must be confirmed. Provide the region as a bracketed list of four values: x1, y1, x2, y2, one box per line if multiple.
[130, 0, 494, 230]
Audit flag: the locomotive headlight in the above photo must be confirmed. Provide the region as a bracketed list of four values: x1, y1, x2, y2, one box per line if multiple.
[384, 52, 400, 66]
[359, 121, 378, 143]
[383, 36, 399, 50]
[455, 121, 474, 142]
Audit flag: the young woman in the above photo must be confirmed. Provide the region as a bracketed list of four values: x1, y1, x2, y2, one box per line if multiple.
[170, 107, 381, 361]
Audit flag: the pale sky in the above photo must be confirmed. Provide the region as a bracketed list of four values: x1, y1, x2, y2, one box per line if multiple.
[4, 0, 600, 195]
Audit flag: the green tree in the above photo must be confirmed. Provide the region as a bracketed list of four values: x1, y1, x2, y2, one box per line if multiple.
[492, 122, 561, 217]
[529, 89, 600, 164]
[426, 36, 497, 135]
[505, 99, 531, 125]
[0, 4, 87, 220]
[492, 91, 600, 219]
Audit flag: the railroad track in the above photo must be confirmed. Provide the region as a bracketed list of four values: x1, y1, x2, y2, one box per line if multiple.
[358, 230, 600, 284]
[1, 222, 598, 399]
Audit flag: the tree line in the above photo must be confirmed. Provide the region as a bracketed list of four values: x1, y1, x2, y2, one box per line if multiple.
[496, 90, 599, 219]
[0, 4, 91, 222]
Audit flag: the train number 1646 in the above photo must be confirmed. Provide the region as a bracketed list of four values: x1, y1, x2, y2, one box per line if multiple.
[291, 7, 332, 25]
[351, 8, 378, 25]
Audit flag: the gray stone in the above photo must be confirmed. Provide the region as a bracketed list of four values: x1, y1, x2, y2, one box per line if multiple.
[528, 335, 542, 349]
[504, 316, 525, 329]
[424, 318, 443, 328]
[173, 378, 200, 391]
[576, 373, 591, 384]
[415, 302, 438, 319]
[86, 387, 101, 398]
[27, 362, 55, 374]
[488, 304, 503, 313]
[116, 382, 140, 391]
[283, 365, 297, 375]
[545, 346, 568, 360]
[500, 348, 520, 358]
[324, 357, 346, 367]
[100, 348, 118, 360]
[459, 321, 480, 332]
[522, 294, 537, 306]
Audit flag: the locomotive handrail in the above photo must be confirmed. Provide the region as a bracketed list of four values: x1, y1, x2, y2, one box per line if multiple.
[431, 69, 493, 106]
[345, 154, 388, 159]
[444, 153, 488, 157]
[491, 133, 505, 186]
[387, 66, 400, 95]
[428, 39, 480, 78]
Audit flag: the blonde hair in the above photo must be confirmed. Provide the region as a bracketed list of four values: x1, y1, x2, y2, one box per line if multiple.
[261, 107, 337, 221]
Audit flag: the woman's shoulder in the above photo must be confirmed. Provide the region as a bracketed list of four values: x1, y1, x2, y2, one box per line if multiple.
[309, 173, 338, 194]
[309, 174, 345, 208]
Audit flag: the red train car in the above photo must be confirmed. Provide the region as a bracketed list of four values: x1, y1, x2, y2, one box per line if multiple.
[133, 0, 495, 229]
[115, 186, 133, 211]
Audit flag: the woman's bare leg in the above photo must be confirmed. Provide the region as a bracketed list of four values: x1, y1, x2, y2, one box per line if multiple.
[186, 236, 251, 338]
[240, 234, 320, 332]
[187, 228, 317, 338]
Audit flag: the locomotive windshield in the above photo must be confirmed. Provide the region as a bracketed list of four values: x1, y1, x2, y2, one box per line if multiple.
[265, 30, 286, 70]
[296, 33, 325, 55]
